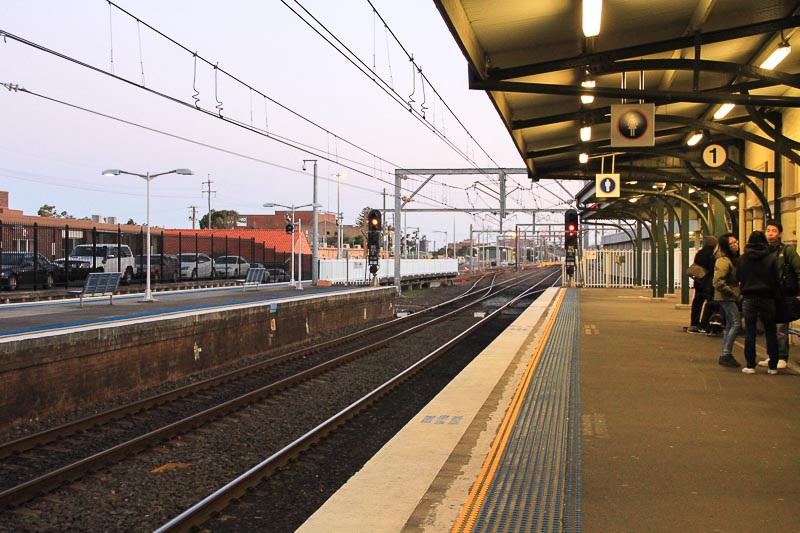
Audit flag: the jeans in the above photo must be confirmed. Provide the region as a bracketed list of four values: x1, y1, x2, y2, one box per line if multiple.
[718, 300, 741, 357]
[742, 297, 778, 369]
[776, 322, 789, 361]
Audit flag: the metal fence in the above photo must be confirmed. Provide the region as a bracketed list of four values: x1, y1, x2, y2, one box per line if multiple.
[318, 258, 459, 285]
[575, 249, 686, 289]
[0, 221, 304, 288]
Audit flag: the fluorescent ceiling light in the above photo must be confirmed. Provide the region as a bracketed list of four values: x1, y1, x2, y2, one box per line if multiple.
[580, 77, 596, 104]
[688, 187, 696, 194]
[628, 197, 639, 203]
[713, 103, 735, 120]
[580, 125, 592, 142]
[579, 152, 589, 164]
[687, 132, 704, 146]
[625, 180, 638, 185]
[760, 42, 791, 70]
[725, 195, 738, 202]
[583, 0, 602, 37]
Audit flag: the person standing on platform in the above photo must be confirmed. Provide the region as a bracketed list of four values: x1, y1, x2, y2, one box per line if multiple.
[712, 233, 741, 367]
[687, 236, 717, 334]
[760, 219, 800, 370]
[737, 230, 780, 374]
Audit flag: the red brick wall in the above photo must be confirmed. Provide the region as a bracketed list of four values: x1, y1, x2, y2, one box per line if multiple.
[0, 288, 395, 431]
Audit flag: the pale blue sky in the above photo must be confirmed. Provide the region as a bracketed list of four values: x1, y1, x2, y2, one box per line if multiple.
[0, 1, 579, 246]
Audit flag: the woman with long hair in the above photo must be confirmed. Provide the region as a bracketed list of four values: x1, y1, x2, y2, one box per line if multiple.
[712, 233, 741, 367]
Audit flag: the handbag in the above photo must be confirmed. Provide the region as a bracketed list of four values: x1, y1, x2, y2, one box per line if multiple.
[775, 295, 800, 323]
[686, 263, 707, 280]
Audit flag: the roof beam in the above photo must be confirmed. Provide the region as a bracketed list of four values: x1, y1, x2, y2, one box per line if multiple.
[488, 15, 800, 80]
[470, 77, 800, 107]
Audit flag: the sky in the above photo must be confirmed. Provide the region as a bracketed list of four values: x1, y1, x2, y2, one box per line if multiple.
[0, 0, 583, 250]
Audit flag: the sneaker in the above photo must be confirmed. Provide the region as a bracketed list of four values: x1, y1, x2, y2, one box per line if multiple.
[757, 359, 770, 367]
[718, 355, 741, 368]
[777, 360, 788, 369]
[768, 369, 778, 375]
[687, 326, 704, 334]
[742, 367, 756, 374]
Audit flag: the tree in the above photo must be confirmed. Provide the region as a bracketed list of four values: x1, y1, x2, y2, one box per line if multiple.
[355, 206, 373, 229]
[38, 204, 73, 218]
[199, 209, 240, 229]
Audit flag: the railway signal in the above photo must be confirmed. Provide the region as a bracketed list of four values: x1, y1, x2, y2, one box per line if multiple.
[367, 210, 381, 278]
[564, 209, 579, 276]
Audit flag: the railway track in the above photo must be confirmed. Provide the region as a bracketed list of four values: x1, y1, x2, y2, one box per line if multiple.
[0, 267, 560, 531]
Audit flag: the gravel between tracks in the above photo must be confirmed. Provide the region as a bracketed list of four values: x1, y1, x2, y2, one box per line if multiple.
[0, 273, 546, 532]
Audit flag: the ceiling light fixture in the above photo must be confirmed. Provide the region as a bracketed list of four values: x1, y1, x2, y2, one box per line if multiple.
[760, 40, 791, 70]
[580, 75, 596, 104]
[688, 187, 696, 194]
[583, 0, 602, 37]
[686, 131, 704, 146]
[628, 197, 639, 203]
[725, 195, 738, 202]
[713, 103, 735, 120]
[580, 125, 592, 142]
[579, 152, 589, 164]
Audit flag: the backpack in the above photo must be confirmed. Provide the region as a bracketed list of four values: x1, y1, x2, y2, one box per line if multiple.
[777, 244, 799, 297]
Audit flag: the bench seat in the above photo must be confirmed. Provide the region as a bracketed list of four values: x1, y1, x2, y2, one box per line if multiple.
[235, 267, 264, 291]
[68, 272, 123, 307]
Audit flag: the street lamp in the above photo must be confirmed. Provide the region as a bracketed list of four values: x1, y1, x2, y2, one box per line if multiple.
[432, 230, 448, 259]
[263, 201, 320, 289]
[333, 172, 346, 259]
[102, 167, 193, 302]
[302, 160, 319, 284]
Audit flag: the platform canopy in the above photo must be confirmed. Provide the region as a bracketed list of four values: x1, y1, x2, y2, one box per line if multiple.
[433, 0, 800, 193]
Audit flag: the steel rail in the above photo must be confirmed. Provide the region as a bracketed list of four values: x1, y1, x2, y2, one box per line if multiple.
[0, 274, 493, 459]
[0, 268, 555, 509]
[155, 272, 561, 531]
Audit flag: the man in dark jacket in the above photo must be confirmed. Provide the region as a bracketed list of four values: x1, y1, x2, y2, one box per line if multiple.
[760, 219, 800, 369]
[688, 235, 717, 334]
[737, 230, 780, 374]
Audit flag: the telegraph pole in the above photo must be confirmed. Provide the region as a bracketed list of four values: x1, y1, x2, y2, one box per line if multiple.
[188, 206, 199, 229]
[202, 175, 216, 228]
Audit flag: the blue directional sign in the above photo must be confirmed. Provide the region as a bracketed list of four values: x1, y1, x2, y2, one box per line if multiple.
[596, 173, 621, 198]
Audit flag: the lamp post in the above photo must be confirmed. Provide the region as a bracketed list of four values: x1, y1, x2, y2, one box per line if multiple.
[102, 167, 193, 302]
[303, 160, 319, 284]
[334, 172, 345, 259]
[263, 201, 320, 289]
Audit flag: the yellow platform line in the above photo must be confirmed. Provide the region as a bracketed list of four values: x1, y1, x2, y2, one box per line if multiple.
[451, 287, 566, 533]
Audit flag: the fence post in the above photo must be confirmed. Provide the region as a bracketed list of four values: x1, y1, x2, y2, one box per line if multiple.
[33, 222, 39, 290]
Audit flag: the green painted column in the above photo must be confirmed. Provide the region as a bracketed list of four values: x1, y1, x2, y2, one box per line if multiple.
[636, 221, 643, 286]
[667, 207, 676, 295]
[680, 184, 690, 305]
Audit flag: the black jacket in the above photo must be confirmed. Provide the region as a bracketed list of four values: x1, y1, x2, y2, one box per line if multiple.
[737, 242, 779, 298]
[693, 245, 716, 294]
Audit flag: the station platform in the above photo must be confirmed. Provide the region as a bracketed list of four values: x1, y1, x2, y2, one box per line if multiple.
[0, 282, 375, 342]
[298, 288, 800, 532]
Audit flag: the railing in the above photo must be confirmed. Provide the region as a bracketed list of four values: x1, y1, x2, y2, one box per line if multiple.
[576, 249, 686, 289]
[318, 258, 459, 285]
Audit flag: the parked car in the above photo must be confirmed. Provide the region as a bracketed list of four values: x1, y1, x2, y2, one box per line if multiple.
[177, 253, 216, 279]
[266, 267, 290, 282]
[0, 252, 58, 290]
[68, 243, 136, 284]
[214, 255, 250, 278]
[135, 254, 180, 283]
[52, 258, 93, 281]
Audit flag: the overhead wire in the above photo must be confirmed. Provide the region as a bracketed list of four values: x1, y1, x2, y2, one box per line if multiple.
[104, 2, 470, 196]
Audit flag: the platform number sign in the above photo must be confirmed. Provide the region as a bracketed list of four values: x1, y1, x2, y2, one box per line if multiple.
[702, 144, 728, 169]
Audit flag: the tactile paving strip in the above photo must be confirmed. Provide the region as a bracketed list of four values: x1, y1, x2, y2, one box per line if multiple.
[453, 288, 581, 533]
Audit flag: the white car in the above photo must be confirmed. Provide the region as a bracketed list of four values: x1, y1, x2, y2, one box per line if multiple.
[177, 253, 216, 279]
[68, 243, 136, 284]
[214, 256, 250, 278]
